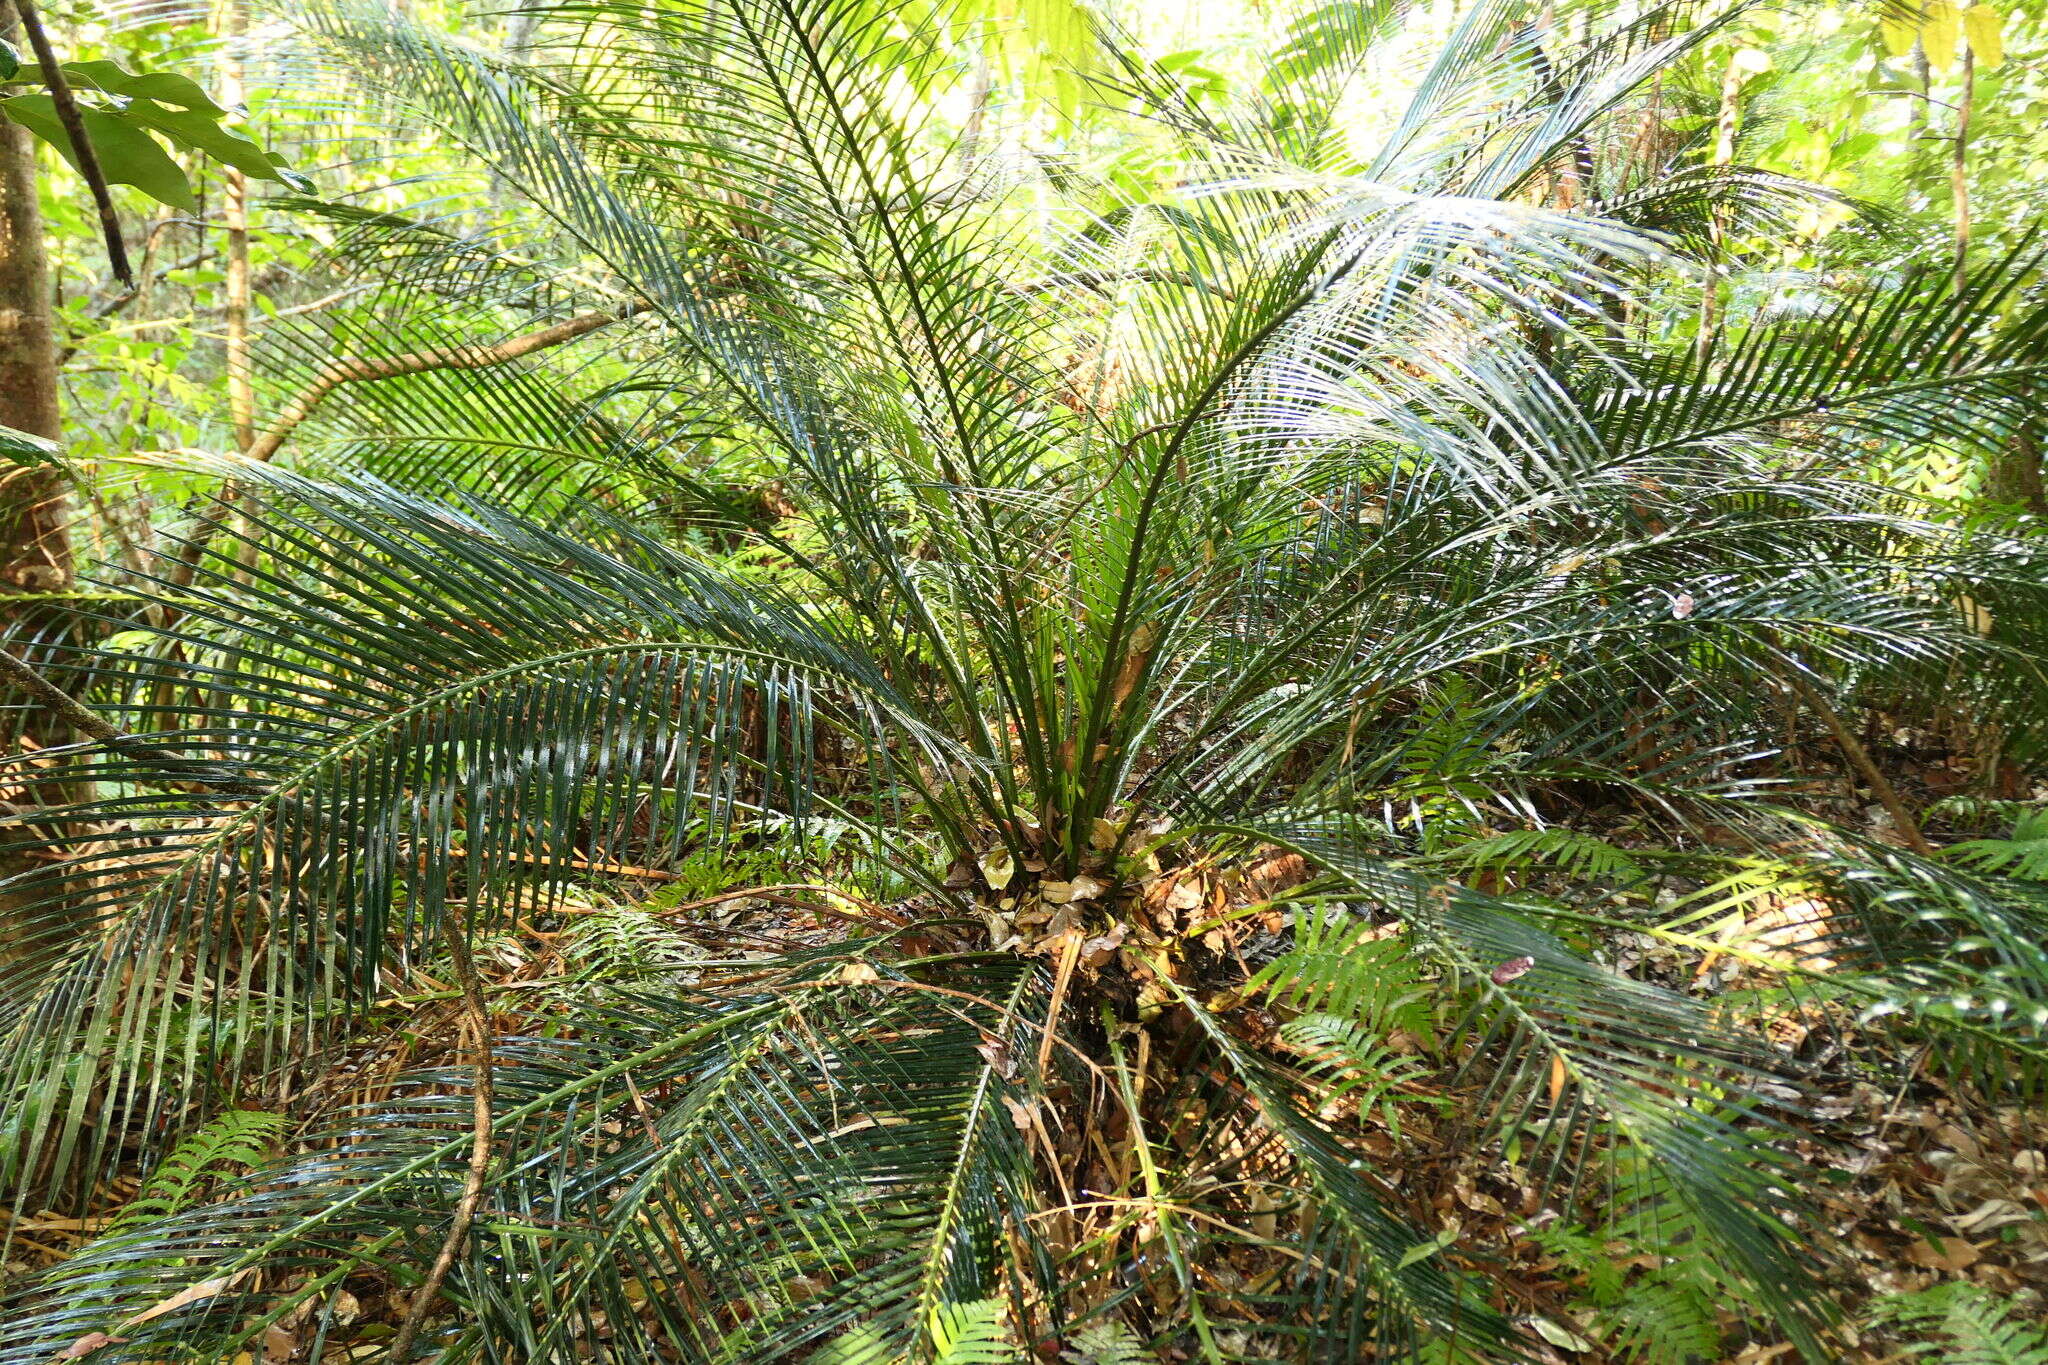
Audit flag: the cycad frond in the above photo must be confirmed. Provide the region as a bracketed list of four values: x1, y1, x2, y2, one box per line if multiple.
[1, 468, 941, 1213]
[9, 0, 2048, 1358]
[0, 961, 1046, 1364]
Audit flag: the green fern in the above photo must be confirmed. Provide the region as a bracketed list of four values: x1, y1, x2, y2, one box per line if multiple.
[1440, 828, 1645, 885]
[1607, 1277, 1723, 1365]
[929, 1299, 1020, 1364]
[1869, 1282, 2048, 1364]
[1927, 796, 2041, 832]
[1278, 1012, 1441, 1136]
[1248, 916, 1434, 1040]
[46, 1111, 290, 1317]
[1528, 1155, 1745, 1364]
[559, 905, 705, 982]
[1947, 809, 2048, 882]
[104, 1111, 287, 1239]
[1392, 682, 1500, 852]
[1062, 1321, 1156, 1364]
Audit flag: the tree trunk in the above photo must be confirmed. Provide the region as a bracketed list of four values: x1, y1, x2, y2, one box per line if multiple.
[0, 23, 66, 532]
[216, 0, 254, 454]
[1, 4, 77, 943]
[1989, 384, 2048, 517]
[1, 8, 69, 593]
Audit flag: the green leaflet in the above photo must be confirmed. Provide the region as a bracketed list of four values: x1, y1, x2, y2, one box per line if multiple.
[15, 58, 229, 115]
[0, 422, 60, 468]
[0, 94, 195, 210]
[1, 58, 309, 210]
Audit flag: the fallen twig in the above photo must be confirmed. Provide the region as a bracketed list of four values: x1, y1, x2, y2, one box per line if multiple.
[1784, 669, 1935, 857]
[385, 914, 495, 1362]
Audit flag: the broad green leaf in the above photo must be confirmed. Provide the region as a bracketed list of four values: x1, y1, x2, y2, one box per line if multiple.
[117, 100, 281, 181]
[13, 59, 298, 186]
[0, 94, 195, 209]
[16, 58, 228, 115]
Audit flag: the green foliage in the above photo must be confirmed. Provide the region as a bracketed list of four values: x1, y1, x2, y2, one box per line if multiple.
[1869, 1281, 2048, 1365]
[2, 58, 308, 210]
[0, 422, 60, 468]
[6, 0, 2048, 1359]
[1530, 1161, 1737, 1364]
[1947, 809, 2048, 881]
[558, 904, 703, 982]
[1061, 1321, 1156, 1365]
[929, 1300, 1020, 1365]
[1277, 1012, 1440, 1136]
[103, 1110, 287, 1240]
[1250, 917, 1435, 1040]
[1436, 828, 1647, 886]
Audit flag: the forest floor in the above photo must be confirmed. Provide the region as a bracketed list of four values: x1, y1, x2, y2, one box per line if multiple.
[3, 727, 2045, 1363]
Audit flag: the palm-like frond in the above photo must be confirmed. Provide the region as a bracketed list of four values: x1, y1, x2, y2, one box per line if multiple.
[8, 0, 2048, 1358]
[0, 962, 1046, 1362]
[1, 468, 943, 1210]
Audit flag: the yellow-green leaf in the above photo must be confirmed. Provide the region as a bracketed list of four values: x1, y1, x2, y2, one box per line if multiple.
[1963, 4, 2003, 67]
[1922, 0, 1960, 69]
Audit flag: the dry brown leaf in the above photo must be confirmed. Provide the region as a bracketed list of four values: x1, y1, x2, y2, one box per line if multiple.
[126, 1271, 250, 1326]
[56, 1334, 129, 1360]
[1730, 1344, 1796, 1364]
[976, 1035, 1018, 1079]
[1240, 851, 1310, 900]
[1904, 1235, 1981, 1271]
[1002, 1096, 1038, 1133]
[1079, 923, 1127, 969]
[1948, 1197, 2032, 1234]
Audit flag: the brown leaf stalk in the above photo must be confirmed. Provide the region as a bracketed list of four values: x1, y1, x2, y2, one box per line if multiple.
[386, 915, 496, 1362]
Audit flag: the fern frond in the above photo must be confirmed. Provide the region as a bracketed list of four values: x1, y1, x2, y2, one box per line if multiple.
[929, 1299, 1021, 1365]
[1061, 1321, 1157, 1365]
[1870, 1281, 2048, 1365]
[1248, 915, 1434, 1039]
[1437, 828, 1646, 885]
[104, 1111, 288, 1238]
[1947, 809, 2048, 882]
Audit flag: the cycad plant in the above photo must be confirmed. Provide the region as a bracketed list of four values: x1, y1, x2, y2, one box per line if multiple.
[4, 0, 2048, 1360]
